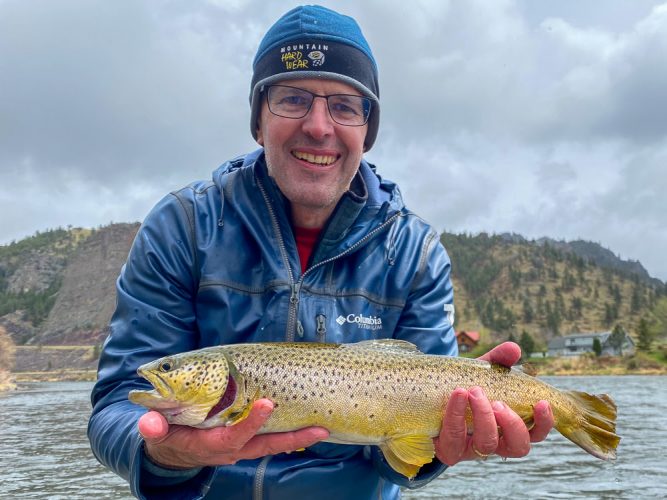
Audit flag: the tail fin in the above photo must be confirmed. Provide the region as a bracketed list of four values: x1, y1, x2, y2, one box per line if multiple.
[555, 391, 620, 461]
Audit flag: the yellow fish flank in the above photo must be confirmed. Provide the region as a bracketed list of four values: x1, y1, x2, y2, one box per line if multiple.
[129, 340, 620, 479]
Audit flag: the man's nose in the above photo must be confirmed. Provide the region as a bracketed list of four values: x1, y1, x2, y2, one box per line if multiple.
[301, 96, 334, 139]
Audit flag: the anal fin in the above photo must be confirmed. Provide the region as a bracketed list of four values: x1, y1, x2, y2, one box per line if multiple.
[380, 434, 435, 479]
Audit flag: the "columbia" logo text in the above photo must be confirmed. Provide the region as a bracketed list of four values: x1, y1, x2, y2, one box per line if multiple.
[336, 313, 383, 330]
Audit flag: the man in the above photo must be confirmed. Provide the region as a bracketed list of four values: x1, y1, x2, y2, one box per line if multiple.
[89, 5, 553, 499]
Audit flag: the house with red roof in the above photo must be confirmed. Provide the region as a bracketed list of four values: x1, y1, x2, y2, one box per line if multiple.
[455, 330, 480, 353]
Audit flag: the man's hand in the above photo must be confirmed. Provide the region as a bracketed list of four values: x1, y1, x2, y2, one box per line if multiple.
[434, 342, 554, 466]
[138, 399, 329, 469]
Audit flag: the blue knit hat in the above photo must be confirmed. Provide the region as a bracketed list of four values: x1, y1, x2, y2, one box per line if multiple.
[250, 5, 380, 150]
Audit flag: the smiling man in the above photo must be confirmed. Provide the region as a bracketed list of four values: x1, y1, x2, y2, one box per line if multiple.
[89, 5, 553, 499]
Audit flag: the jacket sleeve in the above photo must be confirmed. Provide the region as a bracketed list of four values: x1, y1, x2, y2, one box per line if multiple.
[373, 227, 458, 488]
[87, 190, 216, 499]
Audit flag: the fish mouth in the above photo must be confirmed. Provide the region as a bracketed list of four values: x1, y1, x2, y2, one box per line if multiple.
[139, 368, 174, 399]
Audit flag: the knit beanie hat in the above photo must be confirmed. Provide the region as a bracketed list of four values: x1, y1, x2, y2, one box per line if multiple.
[250, 5, 380, 151]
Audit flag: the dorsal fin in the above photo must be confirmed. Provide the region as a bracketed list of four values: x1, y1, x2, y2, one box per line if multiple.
[349, 339, 423, 355]
[512, 363, 538, 377]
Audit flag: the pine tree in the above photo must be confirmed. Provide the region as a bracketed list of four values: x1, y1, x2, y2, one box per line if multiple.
[519, 330, 536, 359]
[592, 337, 602, 357]
[637, 318, 654, 351]
[608, 324, 626, 356]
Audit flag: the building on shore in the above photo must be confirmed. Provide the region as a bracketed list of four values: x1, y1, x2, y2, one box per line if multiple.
[547, 331, 635, 357]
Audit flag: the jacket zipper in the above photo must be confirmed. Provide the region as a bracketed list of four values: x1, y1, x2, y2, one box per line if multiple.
[257, 179, 298, 339]
[259, 174, 402, 342]
[257, 177, 402, 496]
[287, 211, 401, 341]
[253, 455, 272, 500]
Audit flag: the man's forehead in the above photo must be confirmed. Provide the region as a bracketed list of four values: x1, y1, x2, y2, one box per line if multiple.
[272, 77, 362, 96]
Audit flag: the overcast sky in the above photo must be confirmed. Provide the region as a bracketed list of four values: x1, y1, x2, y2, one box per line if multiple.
[1, 0, 666, 281]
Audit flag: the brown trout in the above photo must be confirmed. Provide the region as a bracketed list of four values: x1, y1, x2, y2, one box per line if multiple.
[128, 340, 620, 478]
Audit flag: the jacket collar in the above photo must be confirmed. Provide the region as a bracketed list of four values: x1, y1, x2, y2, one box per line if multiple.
[212, 149, 403, 261]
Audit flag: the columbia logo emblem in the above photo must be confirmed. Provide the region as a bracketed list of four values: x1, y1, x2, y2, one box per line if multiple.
[335, 313, 383, 330]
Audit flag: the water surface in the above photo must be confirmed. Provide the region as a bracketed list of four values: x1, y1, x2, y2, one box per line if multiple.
[1, 376, 665, 499]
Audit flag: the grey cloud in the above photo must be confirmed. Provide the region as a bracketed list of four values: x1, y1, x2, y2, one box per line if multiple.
[1, 0, 666, 281]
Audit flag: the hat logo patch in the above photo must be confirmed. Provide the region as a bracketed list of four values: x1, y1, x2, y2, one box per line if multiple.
[280, 44, 328, 71]
[308, 51, 325, 67]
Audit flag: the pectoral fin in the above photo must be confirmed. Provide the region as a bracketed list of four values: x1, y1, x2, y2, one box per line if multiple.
[380, 434, 436, 479]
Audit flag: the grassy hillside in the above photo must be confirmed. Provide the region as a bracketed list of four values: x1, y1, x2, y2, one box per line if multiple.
[442, 232, 667, 351]
[0, 227, 91, 329]
[1, 226, 665, 354]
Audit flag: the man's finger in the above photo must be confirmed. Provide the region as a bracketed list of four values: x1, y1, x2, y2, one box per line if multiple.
[238, 427, 330, 460]
[478, 342, 521, 367]
[211, 399, 275, 450]
[468, 387, 498, 456]
[436, 388, 469, 465]
[529, 400, 554, 443]
[493, 401, 531, 458]
[138, 411, 170, 441]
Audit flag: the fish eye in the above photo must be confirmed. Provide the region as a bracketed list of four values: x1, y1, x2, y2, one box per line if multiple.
[159, 360, 173, 372]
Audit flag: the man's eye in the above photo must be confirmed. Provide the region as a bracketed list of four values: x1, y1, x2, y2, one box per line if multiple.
[331, 102, 360, 115]
[280, 95, 308, 106]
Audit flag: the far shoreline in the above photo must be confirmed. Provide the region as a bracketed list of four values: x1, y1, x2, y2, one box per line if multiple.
[4, 364, 666, 389]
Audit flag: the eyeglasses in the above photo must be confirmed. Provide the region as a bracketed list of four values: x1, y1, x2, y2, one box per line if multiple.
[264, 85, 372, 126]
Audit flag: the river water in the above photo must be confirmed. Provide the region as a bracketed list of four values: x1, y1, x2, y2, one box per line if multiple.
[0, 376, 665, 499]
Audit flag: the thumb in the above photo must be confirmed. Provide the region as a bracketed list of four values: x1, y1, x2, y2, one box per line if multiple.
[138, 411, 170, 441]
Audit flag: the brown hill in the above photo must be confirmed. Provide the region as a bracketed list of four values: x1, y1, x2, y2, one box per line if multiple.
[38, 223, 139, 344]
[0, 223, 139, 346]
[1, 225, 665, 353]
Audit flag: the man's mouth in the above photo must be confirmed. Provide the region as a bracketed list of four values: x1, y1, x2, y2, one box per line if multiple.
[292, 150, 338, 166]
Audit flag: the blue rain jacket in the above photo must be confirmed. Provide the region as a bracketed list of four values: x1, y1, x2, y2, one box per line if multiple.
[88, 150, 458, 499]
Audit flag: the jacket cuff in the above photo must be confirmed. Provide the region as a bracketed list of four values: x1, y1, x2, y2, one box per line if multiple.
[130, 438, 216, 499]
[369, 446, 448, 489]
[141, 444, 204, 485]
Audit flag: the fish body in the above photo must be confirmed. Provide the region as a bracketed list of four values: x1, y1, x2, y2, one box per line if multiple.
[129, 340, 620, 478]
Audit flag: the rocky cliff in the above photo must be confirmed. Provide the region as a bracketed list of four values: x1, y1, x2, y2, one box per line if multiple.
[0, 223, 139, 346]
[38, 223, 139, 344]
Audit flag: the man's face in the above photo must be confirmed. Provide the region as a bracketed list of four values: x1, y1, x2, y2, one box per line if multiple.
[256, 78, 368, 227]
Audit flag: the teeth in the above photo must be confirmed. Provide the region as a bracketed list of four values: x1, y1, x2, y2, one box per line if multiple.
[293, 151, 337, 165]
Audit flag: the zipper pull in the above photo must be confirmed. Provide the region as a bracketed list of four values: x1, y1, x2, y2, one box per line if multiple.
[290, 283, 301, 305]
[296, 320, 305, 338]
[316, 314, 326, 342]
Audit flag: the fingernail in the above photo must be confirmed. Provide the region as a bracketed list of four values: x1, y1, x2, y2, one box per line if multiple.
[469, 387, 484, 399]
[492, 401, 505, 411]
[258, 402, 274, 418]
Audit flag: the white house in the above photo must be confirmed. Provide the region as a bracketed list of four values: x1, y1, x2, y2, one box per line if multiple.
[547, 331, 635, 357]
